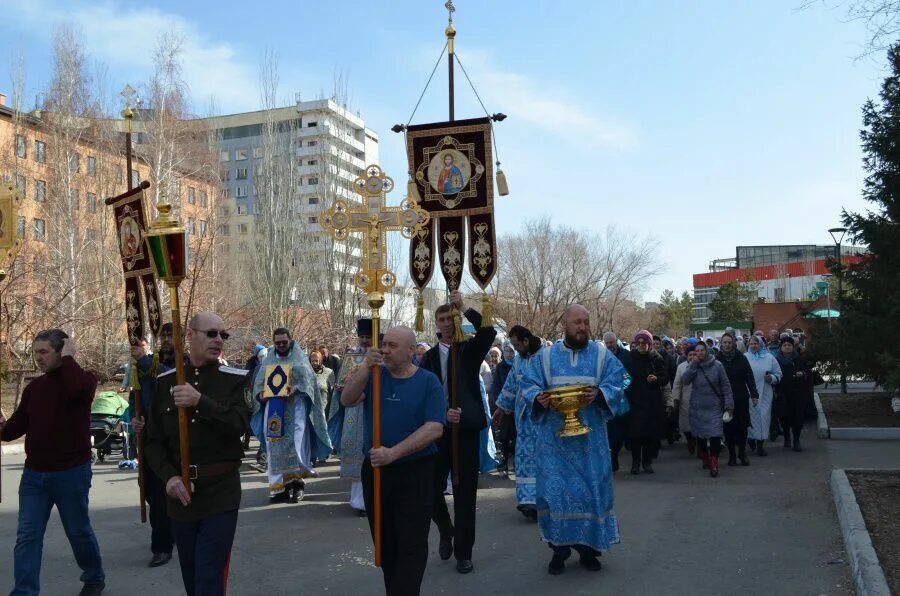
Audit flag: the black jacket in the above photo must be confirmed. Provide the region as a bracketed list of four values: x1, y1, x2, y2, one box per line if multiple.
[624, 349, 669, 439]
[716, 350, 759, 429]
[421, 308, 496, 432]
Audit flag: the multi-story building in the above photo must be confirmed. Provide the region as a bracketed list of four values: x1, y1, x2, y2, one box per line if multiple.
[692, 244, 866, 323]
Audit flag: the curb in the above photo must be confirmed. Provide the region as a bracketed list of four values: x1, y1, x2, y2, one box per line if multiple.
[830, 469, 892, 596]
[1, 443, 24, 455]
[815, 392, 829, 439]
[830, 427, 900, 440]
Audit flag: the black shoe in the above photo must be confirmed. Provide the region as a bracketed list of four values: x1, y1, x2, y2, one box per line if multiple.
[148, 552, 172, 568]
[79, 584, 105, 596]
[642, 463, 654, 474]
[517, 505, 537, 521]
[548, 553, 569, 575]
[612, 456, 619, 472]
[793, 438, 802, 452]
[630, 462, 640, 475]
[356, 509, 367, 518]
[439, 536, 453, 561]
[739, 454, 750, 466]
[727, 455, 737, 466]
[456, 560, 474, 574]
[269, 490, 289, 504]
[748, 439, 757, 450]
[757, 444, 767, 457]
[579, 555, 603, 571]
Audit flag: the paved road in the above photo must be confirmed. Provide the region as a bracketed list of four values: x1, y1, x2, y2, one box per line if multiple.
[2, 424, 897, 596]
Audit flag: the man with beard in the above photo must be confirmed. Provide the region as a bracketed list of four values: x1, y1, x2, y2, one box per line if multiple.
[420, 290, 496, 574]
[492, 325, 543, 520]
[131, 323, 177, 568]
[520, 305, 626, 576]
[327, 319, 373, 516]
[253, 327, 332, 503]
[144, 312, 250, 596]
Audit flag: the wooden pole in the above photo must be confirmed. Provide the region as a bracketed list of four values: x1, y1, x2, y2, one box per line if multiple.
[446, 5, 461, 488]
[372, 315, 383, 567]
[168, 285, 191, 493]
[0, 271, 5, 503]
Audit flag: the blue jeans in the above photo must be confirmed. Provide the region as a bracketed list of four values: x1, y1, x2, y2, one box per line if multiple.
[12, 461, 105, 596]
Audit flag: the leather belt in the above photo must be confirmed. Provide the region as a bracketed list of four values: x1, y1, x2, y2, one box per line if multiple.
[188, 461, 241, 480]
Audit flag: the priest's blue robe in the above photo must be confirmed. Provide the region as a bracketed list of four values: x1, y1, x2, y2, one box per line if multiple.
[520, 340, 625, 551]
[496, 349, 542, 506]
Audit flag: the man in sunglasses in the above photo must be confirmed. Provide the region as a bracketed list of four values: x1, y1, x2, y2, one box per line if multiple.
[252, 327, 332, 504]
[143, 311, 251, 596]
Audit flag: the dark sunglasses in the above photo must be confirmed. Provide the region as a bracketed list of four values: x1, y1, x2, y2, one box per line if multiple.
[192, 328, 230, 340]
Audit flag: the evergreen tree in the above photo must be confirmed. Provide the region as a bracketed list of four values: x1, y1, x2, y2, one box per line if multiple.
[708, 281, 757, 322]
[656, 289, 694, 336]
[838, 42, 900, 391]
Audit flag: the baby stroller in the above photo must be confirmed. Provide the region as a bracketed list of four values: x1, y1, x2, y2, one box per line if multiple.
[90, 391, 130, 464]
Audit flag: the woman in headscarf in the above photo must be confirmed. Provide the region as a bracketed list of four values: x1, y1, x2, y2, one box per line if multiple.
[746, 334, 782, 457]
[490, 341, 516, 475]
[624, 330, 669, 475]
[774, 336, 810, 452]
[716, 332, 759, 467]
[672, 339, 697, 456]
[682, 341, 734, 478]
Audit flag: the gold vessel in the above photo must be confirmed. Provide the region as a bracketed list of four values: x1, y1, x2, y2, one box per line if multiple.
[545, 384, 594, 437]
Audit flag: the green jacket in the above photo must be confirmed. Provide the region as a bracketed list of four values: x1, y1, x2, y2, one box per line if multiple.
[144, 361, 250, 522]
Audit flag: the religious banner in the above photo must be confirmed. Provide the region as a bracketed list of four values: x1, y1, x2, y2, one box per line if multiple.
[263, 364, 292, 439]
[0, 183, 22, 255]
[406, 116, 496, 291]
[107, 183, 163, 344]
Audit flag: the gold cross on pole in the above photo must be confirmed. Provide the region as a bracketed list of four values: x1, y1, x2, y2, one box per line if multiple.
[319, 164, 429, 308]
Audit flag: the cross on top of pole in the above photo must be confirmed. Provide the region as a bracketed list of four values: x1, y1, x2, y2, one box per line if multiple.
[319, 164, 429, 305]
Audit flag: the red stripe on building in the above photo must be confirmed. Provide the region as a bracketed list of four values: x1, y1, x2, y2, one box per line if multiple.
[693, 257, 863, 289]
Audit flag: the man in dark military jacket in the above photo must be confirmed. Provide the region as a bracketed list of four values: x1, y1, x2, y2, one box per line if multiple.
[144, 311, 250, 596]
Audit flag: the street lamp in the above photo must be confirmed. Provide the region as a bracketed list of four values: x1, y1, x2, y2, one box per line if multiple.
[828, 227, 848, 394]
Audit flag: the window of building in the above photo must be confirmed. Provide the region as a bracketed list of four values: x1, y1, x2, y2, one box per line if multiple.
[187, 187, 196, 205]
[218, 224, 230, 236]
[307, 140, 318, 147]
[16, 216, 26, 238]
[220, 206, 231, 217]
[308, 196, 320, 205]
[116, 165, 123, 184]
[173, 179, 182, 199]
[70, 153, 80, 173]
[130, 170, 140, 187]
[221, 187, 230, 199]
[220, 168, 230, 181]
[87, 192, 97, 213]
[15, 135, 26, 158]
[235, 186, 247, 197]
[87, 156, 96, 176]
[199, 220, 208, 237]
[239, 223, 249, 234]
[235, 148, 249, 161]
[252, 147, 263, 159]
[33, 219, 46, 241]
[237, 204, 248, 215]
[774, 287, 785, 302]
[71, 188, 79, 209]
[35, 141, 46, 164]
[308, 216, 317, 224]
[199, 191, 208, 208]
[236, 167, 248, 180]
[307, 121, 318, 127]
[15, 174, 26, 194]
[307, 177, 318, 185]
[187, 217, 196, 235]
[35, 180, 46, 202]
[220, 150, 230, 162]
[252, 185, 259, 196]
[307, 159, 318, 166]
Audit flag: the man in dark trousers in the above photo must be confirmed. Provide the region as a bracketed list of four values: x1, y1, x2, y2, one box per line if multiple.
[144, 312, 250, 596]
[131, 322, 176, 568]
[0, 330, 106, 596]
[420, 290, 496, 574]
[341, 326, 445, 596]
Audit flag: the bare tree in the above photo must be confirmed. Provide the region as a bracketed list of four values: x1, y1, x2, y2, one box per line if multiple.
[489, 217, 663, 340]
[800, 0, 900, 55]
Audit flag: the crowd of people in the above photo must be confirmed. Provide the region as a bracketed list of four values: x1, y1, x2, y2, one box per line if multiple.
[0, 300, 820, 596]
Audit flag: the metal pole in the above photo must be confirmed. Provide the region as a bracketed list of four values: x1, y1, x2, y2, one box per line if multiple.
[835, 242, 847, 394]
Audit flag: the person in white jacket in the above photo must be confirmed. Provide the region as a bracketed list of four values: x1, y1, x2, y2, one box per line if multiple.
[746, 334, 782, 457]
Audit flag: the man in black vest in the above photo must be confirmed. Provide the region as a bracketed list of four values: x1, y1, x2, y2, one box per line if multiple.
[420, 290, 496, 574]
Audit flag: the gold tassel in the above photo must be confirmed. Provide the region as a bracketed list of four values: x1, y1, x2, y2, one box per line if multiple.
[481, 294, 492, 328]
[407, 178, 422, 203]
[452, 307, 466, 343]
[414, 294, 425, 333]
[496, 167, 509, 196]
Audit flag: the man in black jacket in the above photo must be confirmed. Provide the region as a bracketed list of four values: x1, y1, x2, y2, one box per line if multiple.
[420, 290, 496, 574]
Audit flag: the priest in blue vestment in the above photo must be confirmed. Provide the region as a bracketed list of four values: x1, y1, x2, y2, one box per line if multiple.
[520, 304, 626, 576]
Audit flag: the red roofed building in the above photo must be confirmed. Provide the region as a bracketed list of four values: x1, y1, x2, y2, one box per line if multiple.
[693, 245, 865, 323]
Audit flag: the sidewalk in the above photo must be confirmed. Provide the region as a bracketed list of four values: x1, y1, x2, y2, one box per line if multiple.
[2, 423, 897, 595]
